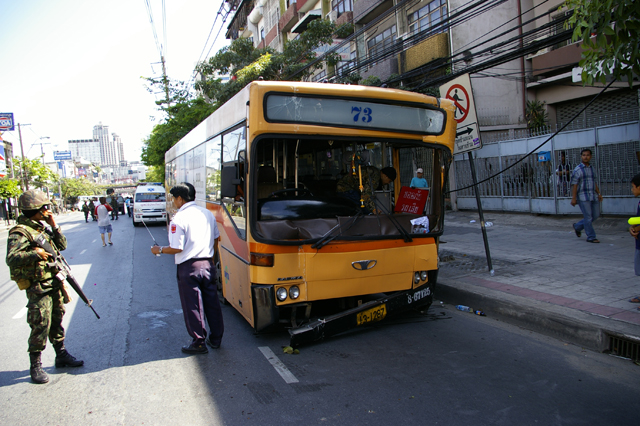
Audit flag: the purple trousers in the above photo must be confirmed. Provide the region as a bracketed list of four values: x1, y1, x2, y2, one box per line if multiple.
[176, 258, 224, 345]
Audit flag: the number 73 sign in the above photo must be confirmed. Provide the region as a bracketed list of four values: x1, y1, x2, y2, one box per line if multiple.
[439, 74, 482, 155]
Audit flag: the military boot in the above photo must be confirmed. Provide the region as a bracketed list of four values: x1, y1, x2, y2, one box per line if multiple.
[29, 352, 49, 384]
[53, 343, 84, 368]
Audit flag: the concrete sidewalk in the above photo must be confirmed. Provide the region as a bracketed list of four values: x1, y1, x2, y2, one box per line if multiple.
[436, 210, 640, 360]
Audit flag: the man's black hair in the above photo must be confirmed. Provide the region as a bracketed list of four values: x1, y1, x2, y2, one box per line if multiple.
[631, 173, 640, 187]
[170, 182, 196, 202]
[380, 167, 397, 181]
[581, 148, 592, 155]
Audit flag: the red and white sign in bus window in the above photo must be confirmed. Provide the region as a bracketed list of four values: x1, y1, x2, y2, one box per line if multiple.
[394, 187, 429, 214]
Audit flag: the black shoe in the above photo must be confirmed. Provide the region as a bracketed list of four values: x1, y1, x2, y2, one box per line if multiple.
[29, 352, 49, 384]
[55, 349, 84, 368]
[206, 337, 221, 349]
[181, 342, 208, 354]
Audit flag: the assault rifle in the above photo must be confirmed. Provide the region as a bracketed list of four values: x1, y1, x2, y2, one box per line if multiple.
[34, 233, 101, 319]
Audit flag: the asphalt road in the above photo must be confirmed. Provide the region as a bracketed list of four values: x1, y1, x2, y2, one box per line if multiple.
[0, 212, 639, 425]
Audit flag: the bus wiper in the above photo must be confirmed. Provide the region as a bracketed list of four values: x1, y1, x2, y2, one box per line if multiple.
[312, 210, 365, 250]
[373, 198, 413, 243]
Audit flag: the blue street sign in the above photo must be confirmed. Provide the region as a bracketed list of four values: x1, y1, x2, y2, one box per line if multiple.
[0, 113, 15, 131]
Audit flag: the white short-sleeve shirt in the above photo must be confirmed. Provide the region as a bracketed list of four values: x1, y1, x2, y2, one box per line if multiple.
[168, 201, 220, 265]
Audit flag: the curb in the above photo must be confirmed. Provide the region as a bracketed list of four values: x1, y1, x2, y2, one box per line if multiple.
[435, 278, 640, 353]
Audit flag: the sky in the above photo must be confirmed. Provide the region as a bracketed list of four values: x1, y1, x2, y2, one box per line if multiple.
[0, 0, 229, 165]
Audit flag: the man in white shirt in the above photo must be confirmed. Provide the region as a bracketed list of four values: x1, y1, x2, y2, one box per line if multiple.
[96, 197, 113, 247]
[150, 183, 224, 354]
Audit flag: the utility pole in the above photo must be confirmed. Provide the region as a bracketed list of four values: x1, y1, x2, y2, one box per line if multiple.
[17, 123, 30, 191]
[161, 55, 171, 110]
[37, 136, 51, 198]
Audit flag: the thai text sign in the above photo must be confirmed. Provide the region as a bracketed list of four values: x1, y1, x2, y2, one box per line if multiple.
[394, 186, 429, 214]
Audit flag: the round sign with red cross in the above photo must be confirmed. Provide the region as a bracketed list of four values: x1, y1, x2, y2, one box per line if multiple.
[445, 84, 470, 124]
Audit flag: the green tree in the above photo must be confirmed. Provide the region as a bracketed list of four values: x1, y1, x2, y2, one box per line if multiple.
[525, 100, 549, 130]
[564, 0, 640, 85]
[0, 177, 22, 199]
[143, 165, 165, 183]
[12, 157, 59, 191]
[141, 98, 216, 168]
[60, 177, 98, 206]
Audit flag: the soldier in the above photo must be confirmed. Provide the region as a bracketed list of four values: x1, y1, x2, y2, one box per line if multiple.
[81, 200, 90, 222]
[6, 189, 84, 384]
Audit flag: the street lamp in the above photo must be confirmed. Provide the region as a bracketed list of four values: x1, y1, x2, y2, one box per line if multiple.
[35, 136, 51, 198]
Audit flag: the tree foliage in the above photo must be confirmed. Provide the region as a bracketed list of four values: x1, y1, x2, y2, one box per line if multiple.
[11, 157, 59, 190]
[195, 19, 344, 106]
[60, 177, 99, 205]
[0, 177, 22, 199]
[564, 0, 640, 85]
[141, 97, 216, 168]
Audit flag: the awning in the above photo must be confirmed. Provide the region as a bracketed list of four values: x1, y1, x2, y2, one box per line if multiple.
[291, 9, 321, 33]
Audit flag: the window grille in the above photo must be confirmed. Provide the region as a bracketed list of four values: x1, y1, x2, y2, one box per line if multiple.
[332, 0, 352, 17]
[367, 25, 397, 66]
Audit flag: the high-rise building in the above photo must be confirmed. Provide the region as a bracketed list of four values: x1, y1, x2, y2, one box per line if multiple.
[93, 122, 118, 166]
[114, 133, 125, 163]
[69, 139, 101, 164]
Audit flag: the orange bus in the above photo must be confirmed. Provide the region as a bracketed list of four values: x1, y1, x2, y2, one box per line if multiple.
[165, 81, 456, 345]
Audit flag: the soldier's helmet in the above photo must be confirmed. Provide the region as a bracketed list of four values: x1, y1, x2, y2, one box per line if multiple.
[18, 189, 51, 210]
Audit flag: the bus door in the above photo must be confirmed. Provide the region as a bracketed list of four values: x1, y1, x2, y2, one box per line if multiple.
[219, 148, 253, 324]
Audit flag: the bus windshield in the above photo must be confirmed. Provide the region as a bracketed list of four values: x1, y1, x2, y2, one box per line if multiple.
[251, 137, 449, 243]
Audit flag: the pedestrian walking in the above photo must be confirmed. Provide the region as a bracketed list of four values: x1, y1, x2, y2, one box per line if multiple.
[110, 196, 119, 220]
[570, 148, 603, 243]
[125, 197, 132, 217]
[89, 198, 97, 221]
[150, 182, 224, 354]
[628, 173, 640, 310]
[6, 189, 84, 384]
[96, 196, 113, 247]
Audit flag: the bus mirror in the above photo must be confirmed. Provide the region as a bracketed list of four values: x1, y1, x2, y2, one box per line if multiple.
[221, 166, 238, 198]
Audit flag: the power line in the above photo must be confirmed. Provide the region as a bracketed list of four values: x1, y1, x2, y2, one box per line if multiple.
[144, 0, 163, 57]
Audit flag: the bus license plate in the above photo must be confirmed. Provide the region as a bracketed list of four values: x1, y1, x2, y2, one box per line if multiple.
[356, 304, 387, 326]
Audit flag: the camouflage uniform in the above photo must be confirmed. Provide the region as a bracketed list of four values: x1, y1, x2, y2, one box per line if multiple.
[337, 166, 381, 214]
[7, 215, 68, 352]
[6, 189, 83, 384]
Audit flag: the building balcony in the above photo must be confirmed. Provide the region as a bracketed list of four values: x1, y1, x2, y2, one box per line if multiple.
[399, 32, 449, 73]
[353, 0, 392, 25]
[531, 42, 582, 78]
[264, 25, 278, 47]
[279, 3, 298, 33]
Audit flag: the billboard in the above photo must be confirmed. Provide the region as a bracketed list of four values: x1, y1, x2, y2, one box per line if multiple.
[0, 113, 14, 131]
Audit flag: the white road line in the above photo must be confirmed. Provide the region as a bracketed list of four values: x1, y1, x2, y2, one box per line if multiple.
[258, 346, 299, 384]
[80, 249, 87, 255]
[13, 307, 27, 319]
[92, 239, 96, 243]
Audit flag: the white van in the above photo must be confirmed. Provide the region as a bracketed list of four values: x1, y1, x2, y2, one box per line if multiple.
[132, 183, 167, 226]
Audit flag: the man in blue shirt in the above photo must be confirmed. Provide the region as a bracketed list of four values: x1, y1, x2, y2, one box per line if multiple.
[570, 148, 603, 243]
[410, 168, 428, 188]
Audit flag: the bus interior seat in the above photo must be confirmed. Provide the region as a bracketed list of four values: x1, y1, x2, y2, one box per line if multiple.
[257, 165, 284, 199]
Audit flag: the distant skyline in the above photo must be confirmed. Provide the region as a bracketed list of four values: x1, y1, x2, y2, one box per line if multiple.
[0, 0, 229, 165]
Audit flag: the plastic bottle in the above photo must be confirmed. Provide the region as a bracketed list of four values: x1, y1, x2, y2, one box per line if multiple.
[456, 305, 473, 312]
[474, 310, 486, 316]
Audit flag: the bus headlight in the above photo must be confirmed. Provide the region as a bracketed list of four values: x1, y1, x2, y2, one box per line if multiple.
[276, 287, 288, 301]
[414, 272, 421, 284]
[420, 271, 428, 281]
[289, 286, 300, 300]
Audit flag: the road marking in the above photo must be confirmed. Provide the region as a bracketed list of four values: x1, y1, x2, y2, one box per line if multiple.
[92, 239, 96, 243]
[258, 346, 299, 384]
[13, 307, 27, 319]
[80, 249, 87, 255]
